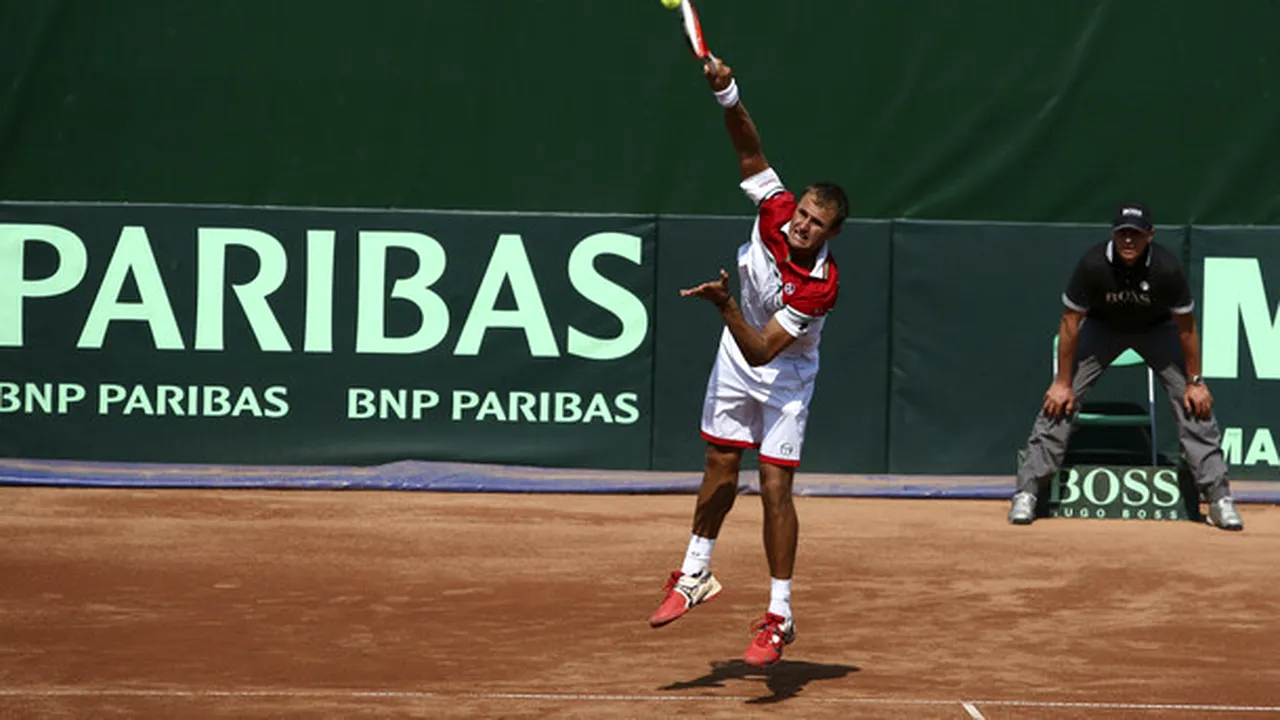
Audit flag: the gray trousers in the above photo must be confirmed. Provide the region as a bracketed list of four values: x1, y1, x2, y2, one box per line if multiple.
[1016, 318, 1231, 502]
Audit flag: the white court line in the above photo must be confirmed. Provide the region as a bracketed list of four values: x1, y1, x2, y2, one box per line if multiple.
[0, 689, 1278, 713]
[962, 701, 987, 719]
[978, 699, 1280, 713]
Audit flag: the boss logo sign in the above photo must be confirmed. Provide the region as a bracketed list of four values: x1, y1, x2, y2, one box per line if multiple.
[1104, 290, 1152, 306]
[1046, 465, 1198, 521]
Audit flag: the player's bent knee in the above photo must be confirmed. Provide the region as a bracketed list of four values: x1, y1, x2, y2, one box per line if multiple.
[705, 444, 744, 474]
[758, 464, 796, 500]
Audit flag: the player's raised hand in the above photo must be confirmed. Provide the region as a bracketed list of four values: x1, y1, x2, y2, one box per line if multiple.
[680, 268, 732, 308]
[704, 56, 733, 92]
[1042, 381, 1075, 420]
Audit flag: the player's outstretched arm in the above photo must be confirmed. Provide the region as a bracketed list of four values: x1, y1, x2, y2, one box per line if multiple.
[704, 58, 769, 180]
[680, 269, 795, 365]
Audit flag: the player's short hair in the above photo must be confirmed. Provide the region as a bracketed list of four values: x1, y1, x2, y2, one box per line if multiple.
[802, 183, 849, 228]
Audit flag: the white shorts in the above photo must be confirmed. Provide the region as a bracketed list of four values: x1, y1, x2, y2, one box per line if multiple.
[698, 347, 814, 468]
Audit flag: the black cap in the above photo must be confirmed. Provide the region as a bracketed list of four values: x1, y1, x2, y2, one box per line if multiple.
[1112, 203, 1153, 232]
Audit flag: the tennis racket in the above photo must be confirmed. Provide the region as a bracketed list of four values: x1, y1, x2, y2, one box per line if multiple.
[679, 0, 715, 66]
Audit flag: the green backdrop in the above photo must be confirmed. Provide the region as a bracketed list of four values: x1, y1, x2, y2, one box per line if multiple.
[4, 1, 1280, 224]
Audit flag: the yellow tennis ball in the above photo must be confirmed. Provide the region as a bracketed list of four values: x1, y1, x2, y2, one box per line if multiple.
[661, 0, 681, 9]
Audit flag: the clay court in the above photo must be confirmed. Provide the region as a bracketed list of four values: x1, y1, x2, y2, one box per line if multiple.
[1, 488, 1277, 719]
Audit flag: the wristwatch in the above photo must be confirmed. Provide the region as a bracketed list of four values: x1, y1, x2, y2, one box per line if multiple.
[1189, 375, 1205, 386]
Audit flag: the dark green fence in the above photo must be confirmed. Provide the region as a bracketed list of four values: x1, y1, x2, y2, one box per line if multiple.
[3, 202, 1278, 480]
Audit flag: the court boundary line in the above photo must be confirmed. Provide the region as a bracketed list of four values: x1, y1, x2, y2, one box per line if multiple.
[0, 688, 1278, 713]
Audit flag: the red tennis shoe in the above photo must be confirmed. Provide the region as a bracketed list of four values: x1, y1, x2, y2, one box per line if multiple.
[743, 612, 795, 667]
[648, 569, 723, 627]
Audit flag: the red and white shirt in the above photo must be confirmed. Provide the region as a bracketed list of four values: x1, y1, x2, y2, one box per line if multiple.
[719, 167, 839, 380]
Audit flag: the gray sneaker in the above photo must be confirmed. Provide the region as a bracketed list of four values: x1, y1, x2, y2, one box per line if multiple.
[1008, 492, 1037, 525]
[1207, 497, 1244, 531]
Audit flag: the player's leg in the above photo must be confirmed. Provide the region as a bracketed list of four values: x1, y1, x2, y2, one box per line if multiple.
[651, 442, 746, 628]
[744, 396, 806, 667]
[691, 442, 745, 540]
[1133, 321, 1242, 530]
[758, 460, 797, 602]
[650, 357, 760, 627]
[1010, 319, 1127, 523]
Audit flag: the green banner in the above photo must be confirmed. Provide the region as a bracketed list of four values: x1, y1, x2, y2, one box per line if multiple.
[0, 203, 656, 468]
[1189, 228, 1280, 481]
[3, 201, 1278, 481]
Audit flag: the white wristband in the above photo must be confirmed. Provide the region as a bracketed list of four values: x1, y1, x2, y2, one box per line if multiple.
[714, 79, 740, 108]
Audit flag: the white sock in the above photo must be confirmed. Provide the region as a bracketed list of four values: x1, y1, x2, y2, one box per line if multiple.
[768, 577, 792, 618]
[680, 534, 715, 576]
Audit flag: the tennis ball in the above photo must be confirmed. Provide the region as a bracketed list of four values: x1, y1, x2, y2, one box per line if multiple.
[661, 0, 681, 9]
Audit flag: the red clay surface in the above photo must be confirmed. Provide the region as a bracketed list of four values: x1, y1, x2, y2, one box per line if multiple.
[1, 489, 1278, 719]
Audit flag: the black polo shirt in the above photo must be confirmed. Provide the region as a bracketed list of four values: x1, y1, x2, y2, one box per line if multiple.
[1061, 241, 1194, 333]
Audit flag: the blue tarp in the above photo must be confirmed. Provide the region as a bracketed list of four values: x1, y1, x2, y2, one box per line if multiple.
[0, 458, 1276, 502]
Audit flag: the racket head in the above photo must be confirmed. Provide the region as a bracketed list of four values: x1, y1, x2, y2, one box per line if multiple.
[680, 0, 712, 61]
